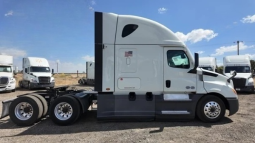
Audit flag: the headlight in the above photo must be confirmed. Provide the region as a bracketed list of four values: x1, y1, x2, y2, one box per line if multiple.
[9, 78, 15, 84]
[30, 78, 37, 83]
[248, 82, 254, 86]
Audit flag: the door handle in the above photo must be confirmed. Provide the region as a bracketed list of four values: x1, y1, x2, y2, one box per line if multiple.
[166, 80, 171, 88]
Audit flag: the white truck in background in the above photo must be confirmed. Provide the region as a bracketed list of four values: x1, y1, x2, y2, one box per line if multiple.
[1, 11, 239, 127]
[0, 54, 17, 92]
[78, 61, 95, 85]
[199, 57, 217, 72]
[19, 57, 55, 89]
[223, 55, 254, 93]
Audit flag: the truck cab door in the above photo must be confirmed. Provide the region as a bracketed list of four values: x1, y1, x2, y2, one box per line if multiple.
[163, 48, 197, 93]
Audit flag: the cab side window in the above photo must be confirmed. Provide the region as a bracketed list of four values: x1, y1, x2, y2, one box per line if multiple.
[167, 50, 190, 69]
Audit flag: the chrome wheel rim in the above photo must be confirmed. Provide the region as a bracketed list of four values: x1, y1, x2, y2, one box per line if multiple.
[204, 101, 221, 119]
[14, 102, 33, 120]
[54, 102, 73, 121]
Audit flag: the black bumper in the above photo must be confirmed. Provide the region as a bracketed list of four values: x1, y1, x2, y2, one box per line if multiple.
[227, 98, 239, 116]
[30, 82, 55, 88]
[235, 86, 254, 93]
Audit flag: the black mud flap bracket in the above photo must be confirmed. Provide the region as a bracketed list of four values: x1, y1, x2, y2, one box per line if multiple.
[0, 98, 15, 119]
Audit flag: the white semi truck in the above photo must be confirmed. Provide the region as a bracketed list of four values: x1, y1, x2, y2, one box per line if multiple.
[78, 61, 95, 85]
[0, 11, 239, 126]
[223, 55, 254, 93]
[19, 57, 55, 89]
[0, 54, 17, 92]
[199, 57, 217, 72]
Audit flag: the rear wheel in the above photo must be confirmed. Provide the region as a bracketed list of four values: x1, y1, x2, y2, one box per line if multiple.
[49, 96, 81, 126]
[9, 96, 43, 126]
[29, 94, 48, 117]
[23, 95, 44, 120]
[196, 95, 226, 123]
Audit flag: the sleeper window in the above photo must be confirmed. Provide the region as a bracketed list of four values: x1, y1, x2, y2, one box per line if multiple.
[167, 50, 190, 69]
[122, 24, 138, 38]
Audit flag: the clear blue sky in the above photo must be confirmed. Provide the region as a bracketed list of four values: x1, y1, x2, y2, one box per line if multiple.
[1, 0, 255, 72]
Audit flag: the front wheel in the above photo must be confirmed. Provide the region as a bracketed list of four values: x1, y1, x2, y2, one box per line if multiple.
[28, 82, 31, 90]
[196, 95, 226, 123]
[49, 96, 81, 126]
[19, 81, 23, 88]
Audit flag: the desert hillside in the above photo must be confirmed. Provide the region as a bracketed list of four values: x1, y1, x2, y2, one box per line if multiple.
[14, 73, 86, 87]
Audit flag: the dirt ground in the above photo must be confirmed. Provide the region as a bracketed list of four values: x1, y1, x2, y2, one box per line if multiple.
[0, 86, 255, 143]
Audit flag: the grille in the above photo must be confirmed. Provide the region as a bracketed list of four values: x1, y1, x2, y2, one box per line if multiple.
[38, 76, 50, 83]
[232, 78, 246, 88]
[0, 77, 9, 85]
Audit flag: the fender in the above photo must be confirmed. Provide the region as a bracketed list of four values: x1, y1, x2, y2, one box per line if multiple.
[69, 92, 93, 113]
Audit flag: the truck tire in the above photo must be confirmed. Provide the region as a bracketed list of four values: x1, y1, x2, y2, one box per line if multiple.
[23, 95, 44, 120]
[19, 81, 23, 88]
[29, 94, 48, 117]
[28, 82, 32, 90]
[196, 95, 226, 123]
[9, 96, 43, 126]
[49, 96, 81, 126]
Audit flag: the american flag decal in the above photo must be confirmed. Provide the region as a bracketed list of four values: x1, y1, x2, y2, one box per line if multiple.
[125, 51, 133, 57]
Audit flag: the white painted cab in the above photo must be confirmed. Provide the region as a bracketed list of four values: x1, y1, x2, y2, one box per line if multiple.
[0, 54, 17, 92]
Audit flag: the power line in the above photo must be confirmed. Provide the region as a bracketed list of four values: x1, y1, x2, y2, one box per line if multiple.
[189, 41, 255, 48]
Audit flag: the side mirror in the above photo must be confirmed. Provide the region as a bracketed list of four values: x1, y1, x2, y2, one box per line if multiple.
[194, 53, 199, 70]
[52, 69, 55, 75]
[227, 70, 237, 83]
[13, 66, 18, 75]
[188, 53, 199, 74]
[230, 71, 237, 76]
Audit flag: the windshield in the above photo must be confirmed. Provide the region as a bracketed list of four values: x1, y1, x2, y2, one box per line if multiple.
[225, 66, 250, 73]
[0, 66, 12, 72]
[30, 67, 50, 72]
[200, 67, 213, 71]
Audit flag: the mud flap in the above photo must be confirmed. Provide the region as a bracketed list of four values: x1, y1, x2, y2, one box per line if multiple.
[0, 98, 15, 119]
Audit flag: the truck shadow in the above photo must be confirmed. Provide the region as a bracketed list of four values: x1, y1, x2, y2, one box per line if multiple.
[0, 111, 233, 137]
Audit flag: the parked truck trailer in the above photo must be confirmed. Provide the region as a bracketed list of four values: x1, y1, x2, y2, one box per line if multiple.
[78, 61, 95, 85]
[199, 57, 217, 72]
[0, 11, 239, 126]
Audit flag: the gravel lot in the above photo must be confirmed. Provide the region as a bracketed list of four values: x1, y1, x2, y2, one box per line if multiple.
[0, 86, 255, 143]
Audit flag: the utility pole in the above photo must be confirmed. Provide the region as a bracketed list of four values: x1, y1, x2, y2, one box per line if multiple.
[57, 62, 58, 74]
[56, 61, 59, 74]
[234, 41, 243, 55]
